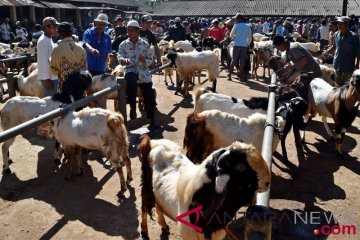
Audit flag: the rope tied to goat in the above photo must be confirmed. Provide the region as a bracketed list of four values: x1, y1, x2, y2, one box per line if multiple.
[264, 121, 283, 140]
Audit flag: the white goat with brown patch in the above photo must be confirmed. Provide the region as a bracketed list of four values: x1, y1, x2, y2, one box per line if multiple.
[38, 107, 132, 194]
[303, 72, 360, 159]
[139, 134, 270, 240]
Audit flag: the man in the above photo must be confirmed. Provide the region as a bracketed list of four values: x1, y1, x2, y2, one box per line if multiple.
[228, 14, 252, 81]
[82, 13, 112, 76]
[117, 20, 158, 127]
[208, 19, 224, 42]
[37, 17, 59, 96]
[262, 18, 272, 34]
[254, 20, 263, 34]
[50, 22, 87, 86]
[113, 16, 127, 39]
[317, 19, 329, 51]
[31, 24, 43, 44]
[14, 21, 27, 41]
[168, 17, 187, 43]
[0, 18, 11, 43]
[272, 35, 322, 82]
[140, 15, 161, 65]
[322, 16, 360, 86]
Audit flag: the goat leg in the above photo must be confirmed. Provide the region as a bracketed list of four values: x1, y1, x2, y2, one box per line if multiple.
[75, 147, 84, 175]
[211, 79, 217, 93]
[114, 160, 127, 194]
[123, 154, 133, 184]
[156, 204, 170, 236]
[281, 121, 292, 161]
[141, 210, 150, 240]
[322, 116, 335, 141]
[2, 138, 15, 174]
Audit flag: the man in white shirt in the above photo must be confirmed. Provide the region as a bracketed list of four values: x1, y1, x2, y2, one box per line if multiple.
[15, 21, 27, 41]
[317, 19, 330, 51]
[262, 18, 271, 33]
[228, 14, 252, 81]
[37, 17, 59, 96]
[0, 18, 11, 43]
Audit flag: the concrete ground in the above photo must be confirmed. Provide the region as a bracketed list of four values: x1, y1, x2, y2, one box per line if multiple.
[0, 66, 359, 240]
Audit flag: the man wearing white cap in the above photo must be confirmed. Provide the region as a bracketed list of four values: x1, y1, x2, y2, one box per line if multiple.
[117, 20, 159, 128]
[322, 16, 360, 86]
[82, 13, 112, 76]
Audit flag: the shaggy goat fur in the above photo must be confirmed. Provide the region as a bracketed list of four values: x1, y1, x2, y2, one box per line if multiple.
[139, 134, 270, 240]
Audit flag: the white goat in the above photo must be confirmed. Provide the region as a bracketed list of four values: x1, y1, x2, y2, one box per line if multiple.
[0, 96, 61, 173]
[174, 40, 194, 52]
[139, 135, 270, 240]
[166, 50, 219, 95]
[295, 42, 320, 52]
[319, 64, 336, 86]
[17, 69, 45, 98]
[194, 88, 267, 117]
[38, 107, 132, 194]
[184, 110, 284, 164]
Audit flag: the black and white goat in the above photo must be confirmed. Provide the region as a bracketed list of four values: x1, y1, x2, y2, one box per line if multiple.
[0, 70, 92, 174]
[139, 134, 270, 240]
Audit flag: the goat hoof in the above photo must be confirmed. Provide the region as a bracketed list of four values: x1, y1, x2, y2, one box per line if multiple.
[283, 156, 289, 161]
[3, 168, 11, 174]
[141, 232, 150, 240]
[126, 177, 133, 184]
[8, 159, 13, 165]
[54, 158, 61, 165]
[336, 152, 344, 160]
[76, 168, 84, 176]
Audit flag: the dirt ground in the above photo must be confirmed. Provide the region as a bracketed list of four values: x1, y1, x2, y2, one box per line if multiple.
[0, 66, 359, 240]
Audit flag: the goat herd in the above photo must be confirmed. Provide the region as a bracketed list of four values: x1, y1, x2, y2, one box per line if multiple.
[0, 32, 360, 240]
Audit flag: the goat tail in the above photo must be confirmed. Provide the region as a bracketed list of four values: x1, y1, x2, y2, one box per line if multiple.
[138, 134, 156, 219]
[193, 87, 209, 107]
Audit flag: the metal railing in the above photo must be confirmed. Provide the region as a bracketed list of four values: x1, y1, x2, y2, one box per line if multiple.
[0, 63, 171, 144]
[244, 71, 277, 240]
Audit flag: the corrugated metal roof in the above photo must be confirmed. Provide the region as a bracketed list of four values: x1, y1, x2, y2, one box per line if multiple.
[65, 0, 140, 7]
[40, 1, 78, 9]
[0, 0, 36, 6]
[153, 0, 356, 17]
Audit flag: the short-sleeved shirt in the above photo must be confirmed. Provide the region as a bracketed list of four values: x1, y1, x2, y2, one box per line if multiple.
[230, 22, 251, 47]
[114, 26, 127, 38]
[333, 30, 360, 72]
[83, 27, 112, 73]
[37, 34, 58, 81]
[139, 29, 157, 46]
[287, 42, 322, 77]
[208, 26, 224, 42]
[50, 37, 87, 82]
[117, 38, 153, 84]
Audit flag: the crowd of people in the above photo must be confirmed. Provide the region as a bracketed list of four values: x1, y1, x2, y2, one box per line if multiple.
[1, 12, 359, 127]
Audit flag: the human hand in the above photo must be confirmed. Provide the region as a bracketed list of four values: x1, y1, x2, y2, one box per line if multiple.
[91, 49, 100, 57]
[120, 58, 131, 66]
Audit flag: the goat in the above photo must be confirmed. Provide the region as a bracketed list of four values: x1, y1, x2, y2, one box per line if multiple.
[303, 74, 360, 159]
[27, 62, 38, 74]
[183, 110, 284, 164]
[174, 40, 195, 52]
[251, 47, 272, 80]
[0, 70, 92, 174]
[38, 107, 132, 193]
[139, 134, 270, 240]
[160, 55, 174, 86]
[319, 64, 336, 86]
[166, 50, 219, 95]
[17, 69, 45, 98]
[194, 88, 267, 116]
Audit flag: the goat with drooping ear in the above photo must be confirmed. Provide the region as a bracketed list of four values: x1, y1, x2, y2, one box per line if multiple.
[139, 134, 270, 240]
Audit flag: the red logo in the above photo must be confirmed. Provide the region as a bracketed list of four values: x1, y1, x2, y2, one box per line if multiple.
[176, 205, 203, 232]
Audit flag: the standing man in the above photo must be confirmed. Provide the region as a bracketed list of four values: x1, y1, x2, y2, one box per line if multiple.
[208, 19, 224, 43]
[316, 19, 329, 51]
[168, 17, 187, 43]
[50, 22, 87, 86]
[113, 16, 127, 39]
[228, 14, 252, 81]
[0, 18, 12, 43]
[322, 16, 360, 86]
[140, 15, 161, 66]
[262, 18, 271, 34]
[37, 17, 59, 96]
[117, 20, 158, 127]
[82, 13, 112, 76]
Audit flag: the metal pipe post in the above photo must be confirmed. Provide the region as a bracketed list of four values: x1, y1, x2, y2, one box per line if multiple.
[117, 77, 127, 123]
[7, 72, 16, 98]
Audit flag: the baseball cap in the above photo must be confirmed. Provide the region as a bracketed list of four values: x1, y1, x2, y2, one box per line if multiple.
[115, 16, 123, 22]
[273, 35, 286, 46]
[57, 22, 73, 33]
[175, 17, 181, 23]
[336, 16, 351, 23]
[127, 20, 140, 28]
[94, 13, 109, 24]
[42, 17, 59, 26]
[211, 19, 219, 24]
[142, 15, 152, 22]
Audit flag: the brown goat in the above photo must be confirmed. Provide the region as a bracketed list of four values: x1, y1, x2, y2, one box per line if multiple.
[251, 48, 272, 80]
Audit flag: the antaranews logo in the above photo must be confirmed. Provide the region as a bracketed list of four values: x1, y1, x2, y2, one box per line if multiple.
[176, 205, 203, 232]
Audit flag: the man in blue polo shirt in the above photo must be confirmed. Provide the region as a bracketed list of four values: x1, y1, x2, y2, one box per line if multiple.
[322, 16, 360, 86]
[82, 13, 112, 76]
